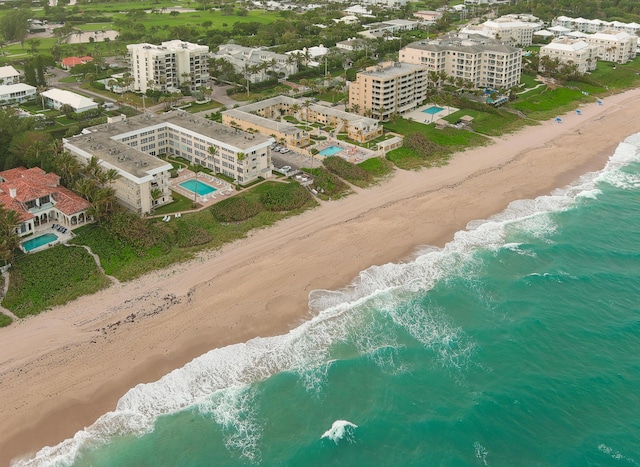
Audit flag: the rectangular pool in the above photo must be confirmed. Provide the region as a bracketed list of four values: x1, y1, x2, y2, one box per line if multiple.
[319, 145, 344, 157]
[22, 233, 58, 252]
[178, 179, 217, 196]
[422, 106, 444, 115]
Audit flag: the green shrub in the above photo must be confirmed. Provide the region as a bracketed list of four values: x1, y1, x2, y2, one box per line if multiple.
[0, 313, 12, 327]
[306, 167, 350, 199]
[403, 132, 442, 156]
[210, 196, 263, 222]
[323, 156, 373, 188]
[310, 148, 319, 155]
[260, 183, 312, 211]
[3, 246, 110, 318]
[106, 210, 172, 253]
[91, 81, 106, 91]
[175, 222, 212, 247]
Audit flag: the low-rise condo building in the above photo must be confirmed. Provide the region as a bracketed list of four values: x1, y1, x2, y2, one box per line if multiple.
[400, 34, 522, 90]
[127, 40, 209, 93]
[0, 167, 91, 235]
[64, 111, 273, 215]
[459, 16, 543, 47]
[539, 38, 598, 74]
[223, 96, 382, 145]
[552, 16, 640, 36]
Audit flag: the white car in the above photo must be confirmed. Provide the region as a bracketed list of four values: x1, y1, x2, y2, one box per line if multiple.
[281, 166, 292, 173]
[280, 148, 290, 153]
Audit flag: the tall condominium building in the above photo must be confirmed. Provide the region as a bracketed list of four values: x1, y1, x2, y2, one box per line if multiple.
[63, 111, 273, 215]
[348, 61, 429, 120]
[400, 34, 522, 90]
[127, 40, 209, 93]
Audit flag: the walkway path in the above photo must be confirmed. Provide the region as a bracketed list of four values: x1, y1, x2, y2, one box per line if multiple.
[65, 244, 120, 285]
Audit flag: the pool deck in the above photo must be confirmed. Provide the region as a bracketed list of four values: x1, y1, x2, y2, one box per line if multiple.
[315, 140, 376, 164]
[20, 225, 74, 253]
[404, 103, 459, 125]
[170, 169, 235, 207]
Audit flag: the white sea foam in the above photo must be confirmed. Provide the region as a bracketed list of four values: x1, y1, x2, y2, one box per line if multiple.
[18, 133, 640, 467]
[474, 441, 489, 465]
[598, 444, 639, 465]
[321, 420, 358, 444]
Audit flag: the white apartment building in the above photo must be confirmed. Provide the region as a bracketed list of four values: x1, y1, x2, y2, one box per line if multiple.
[213, 44, 298, 83]
[400, 34, 522, 90]
[64, 112, 274, 215]
[539, 38, 598, 74]
[552, 16, 640, 36]
[127, 40, 210, 93]
[0, 65, 20, 85]
[0, 83, 36, 104]
[585, 29, 638, 64]
[349, 62, 429, 120]
[460, 16, 543, 47]
[63, 110, 274, 214]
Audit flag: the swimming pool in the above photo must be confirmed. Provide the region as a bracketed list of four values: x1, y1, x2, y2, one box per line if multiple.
[422, 106, 444, 115]
[22, 233, 58, 252]
[319, 145, 344, 157]
[178, 179, 217, 196]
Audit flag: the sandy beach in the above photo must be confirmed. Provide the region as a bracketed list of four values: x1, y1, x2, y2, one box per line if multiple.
[2, 87, 640, 466]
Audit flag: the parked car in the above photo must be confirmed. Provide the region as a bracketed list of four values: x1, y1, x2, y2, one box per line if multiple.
[280, 148, 290, 153]
[281, 166, 292, 173]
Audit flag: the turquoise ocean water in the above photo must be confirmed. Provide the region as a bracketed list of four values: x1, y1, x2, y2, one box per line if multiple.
[22, 134, 640, 466]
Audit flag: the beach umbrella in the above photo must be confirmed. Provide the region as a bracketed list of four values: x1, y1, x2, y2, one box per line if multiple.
[576, 109, 582, 115]
[556, 117, 562, 123]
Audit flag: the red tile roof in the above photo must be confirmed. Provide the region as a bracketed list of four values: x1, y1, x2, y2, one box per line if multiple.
[61, 56, 94, 67]
[0, 167, 90, 221]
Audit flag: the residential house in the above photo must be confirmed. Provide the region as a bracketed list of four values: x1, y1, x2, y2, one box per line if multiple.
[41, 89, 97, 113]
[0, 167, 91, 236]
[213, 44, 298, 83]
[0, 65, 20, 85]
[0, 83, 37, 105]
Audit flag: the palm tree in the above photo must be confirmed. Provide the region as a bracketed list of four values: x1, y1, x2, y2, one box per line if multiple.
[377, 105, 386, 121]
[350, 103, 360, 115]
[0, 205, 21, 265]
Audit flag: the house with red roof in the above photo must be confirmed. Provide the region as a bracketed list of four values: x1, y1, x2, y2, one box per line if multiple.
[0, 167, 92, 237]
[61, 56, 94, 70]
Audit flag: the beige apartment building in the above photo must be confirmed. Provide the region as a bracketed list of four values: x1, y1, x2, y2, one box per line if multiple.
[585, 29, 638, 64]
[349, 62, 429, 120]
[400, 34, 522, 90]
[127, 40, 209, 93]
[223, 96, 382, 145]
[539, 38, 598, 74]
[64, 111, 273, 215]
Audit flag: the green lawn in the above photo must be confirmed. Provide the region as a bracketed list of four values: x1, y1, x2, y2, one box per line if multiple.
[509, 87, 592, 120]
[183, 100, 224, 113]
[443, 108, 527, 136]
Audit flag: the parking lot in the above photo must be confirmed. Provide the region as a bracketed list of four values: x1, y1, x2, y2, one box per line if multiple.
[271, 147, 321, 174]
